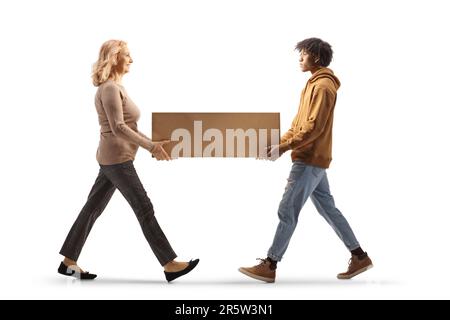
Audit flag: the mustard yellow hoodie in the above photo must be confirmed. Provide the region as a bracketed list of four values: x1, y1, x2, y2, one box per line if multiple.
[281, 67, 341, 168]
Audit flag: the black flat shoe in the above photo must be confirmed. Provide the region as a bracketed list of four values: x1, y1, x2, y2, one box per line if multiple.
[164, 259, 199, 282]
[57, 262, 97, 280]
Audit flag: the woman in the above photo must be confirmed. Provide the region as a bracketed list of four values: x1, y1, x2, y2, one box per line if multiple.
[58, 40, 199, 282]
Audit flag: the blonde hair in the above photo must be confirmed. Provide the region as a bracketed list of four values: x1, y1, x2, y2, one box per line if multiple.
[92, 40, 128, 87]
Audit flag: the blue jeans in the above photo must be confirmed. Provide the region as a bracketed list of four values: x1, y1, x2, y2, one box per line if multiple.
[268, 160, 360, 261]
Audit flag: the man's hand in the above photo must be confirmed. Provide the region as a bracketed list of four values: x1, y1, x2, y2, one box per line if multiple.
[260, 143, 289, 161]
[150, 140, 172, 161]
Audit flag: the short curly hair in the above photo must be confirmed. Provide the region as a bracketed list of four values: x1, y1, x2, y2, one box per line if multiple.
[295, 38, 333, 67]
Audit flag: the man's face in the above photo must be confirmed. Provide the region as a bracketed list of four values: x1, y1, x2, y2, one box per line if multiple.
[299, 49, 316, 72]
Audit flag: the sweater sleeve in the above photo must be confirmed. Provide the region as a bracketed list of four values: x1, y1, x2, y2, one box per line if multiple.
[101, 84, 154, 151]
[137, 130, 152, 141]
[285, 87, 335, 150]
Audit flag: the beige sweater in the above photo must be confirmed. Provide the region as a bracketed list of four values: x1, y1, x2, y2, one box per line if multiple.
[281, 68, 341, 168]
[95, 80, 153, 165]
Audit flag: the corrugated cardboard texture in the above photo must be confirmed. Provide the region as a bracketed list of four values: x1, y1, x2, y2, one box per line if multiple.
[152, 113, 280, 158]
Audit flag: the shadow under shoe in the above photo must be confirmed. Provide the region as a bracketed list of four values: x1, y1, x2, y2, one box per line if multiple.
[337, 253, 373, 280]
[239, 258, 276, 283]
[164, 259, 200, 282]
[57, 262, 97, 280]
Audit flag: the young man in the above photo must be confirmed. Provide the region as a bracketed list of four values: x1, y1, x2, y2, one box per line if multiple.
[239, 38, 373, 282]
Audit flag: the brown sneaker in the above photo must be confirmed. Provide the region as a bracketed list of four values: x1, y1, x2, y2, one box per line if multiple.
[239, 258, 276, 283]
[337, 253, 373, 279]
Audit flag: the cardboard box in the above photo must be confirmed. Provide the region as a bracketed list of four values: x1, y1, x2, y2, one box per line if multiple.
[152, 113, 280, 158]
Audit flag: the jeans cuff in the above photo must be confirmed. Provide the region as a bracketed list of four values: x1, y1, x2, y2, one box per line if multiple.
[267, 252, 282, 262]
[348, 243, 361, 251]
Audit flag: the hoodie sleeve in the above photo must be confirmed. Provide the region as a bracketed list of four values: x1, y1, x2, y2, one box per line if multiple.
[280, 121, 295, 144]
[101, 83, 154, 151]
[285, 86, 336, 150]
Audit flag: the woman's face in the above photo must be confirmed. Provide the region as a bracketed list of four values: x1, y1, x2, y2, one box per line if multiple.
[116, 46, 133, 75]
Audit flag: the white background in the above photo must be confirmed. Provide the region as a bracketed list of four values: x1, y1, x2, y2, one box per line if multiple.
[1, 0, 449, 299]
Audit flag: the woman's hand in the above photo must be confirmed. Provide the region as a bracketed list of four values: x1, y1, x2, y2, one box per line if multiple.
[150, 140, 172, 161]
